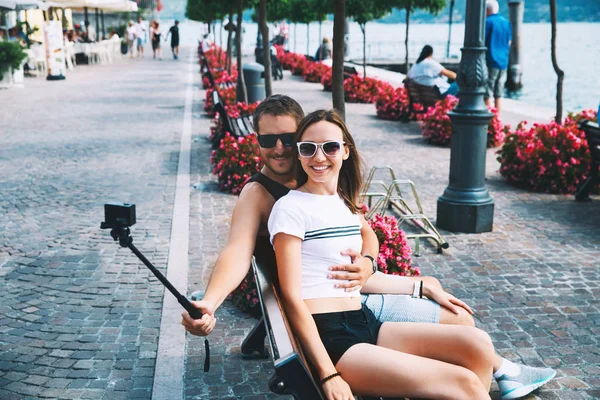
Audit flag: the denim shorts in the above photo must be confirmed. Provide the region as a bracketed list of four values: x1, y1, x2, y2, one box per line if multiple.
[312, 304, 383, 365]
[486, 66, 507, 99]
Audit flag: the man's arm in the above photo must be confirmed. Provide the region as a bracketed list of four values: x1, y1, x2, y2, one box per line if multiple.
[327, 214, 379, 291]
[182, 184, 266, 336]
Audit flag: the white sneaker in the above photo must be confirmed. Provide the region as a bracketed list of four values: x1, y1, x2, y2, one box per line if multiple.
[496, 365, 556, 399]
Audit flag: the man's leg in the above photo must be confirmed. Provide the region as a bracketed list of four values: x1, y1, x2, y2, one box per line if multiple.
[493, 69, 507, 114]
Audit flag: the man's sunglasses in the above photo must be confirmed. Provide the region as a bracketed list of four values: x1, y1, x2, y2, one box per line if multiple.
[257, 133, 295, 148]
[296, 141, 345, 158]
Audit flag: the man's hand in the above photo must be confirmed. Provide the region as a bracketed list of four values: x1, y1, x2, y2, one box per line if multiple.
[327, 248, 373, 292]
[423, 284, 473, 316]
[181, 300, 216, 336]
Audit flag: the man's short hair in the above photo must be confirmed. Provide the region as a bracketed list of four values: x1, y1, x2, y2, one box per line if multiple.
[486, 0, 499, 14]
[253, 94, 304, 134]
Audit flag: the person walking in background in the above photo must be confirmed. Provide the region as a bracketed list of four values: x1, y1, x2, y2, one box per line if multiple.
[134, 17, 146, 58]
[150, 21, 162, 60]
[485, 0, 512, 114]
[126, 20, 136, 59]
[407, 45, 458, 98]
[165, 20, 180, 60]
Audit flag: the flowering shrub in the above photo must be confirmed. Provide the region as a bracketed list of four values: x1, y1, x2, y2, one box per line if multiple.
[374, 83, 423, 121]
[278, 51, 305, 71]
[420, 96, 506, 147]
[290, 55, 310, 76]
[230, 270, 262, 317]
[203, 47, 227, 68]
[344, 75, 382, 103]
[321, 69, 332, 91]
[209, 102, 259, 142]
[497, 109, 598, 194]
[368, 214, 420, 276]
[303, 62, 332, 83]
[204, 85, 237, 116]
[210, 133, 263, 194]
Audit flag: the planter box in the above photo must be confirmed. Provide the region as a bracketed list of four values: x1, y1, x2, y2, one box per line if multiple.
[0, 66, 13, 89]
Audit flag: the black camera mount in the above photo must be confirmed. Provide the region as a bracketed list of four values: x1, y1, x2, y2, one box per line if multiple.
[101, 203, 209, 372]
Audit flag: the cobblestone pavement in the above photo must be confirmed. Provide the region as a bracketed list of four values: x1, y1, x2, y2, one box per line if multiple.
[186, 71, 599, 400]
[0, 50, 195, 399]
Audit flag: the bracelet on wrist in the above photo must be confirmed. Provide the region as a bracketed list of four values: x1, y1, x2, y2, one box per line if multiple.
[419, 280, 423, 299]
[320, 372, 341, 385]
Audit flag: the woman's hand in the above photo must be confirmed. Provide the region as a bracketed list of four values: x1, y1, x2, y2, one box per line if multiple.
[423, 284, 473, 315]
[322, 375, 354, 400]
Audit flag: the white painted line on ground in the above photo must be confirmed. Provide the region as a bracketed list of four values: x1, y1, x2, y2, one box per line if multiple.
[152, 48, 194, 400]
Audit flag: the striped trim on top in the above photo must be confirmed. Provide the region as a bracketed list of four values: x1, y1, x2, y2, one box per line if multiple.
[304, 225, 361, 241]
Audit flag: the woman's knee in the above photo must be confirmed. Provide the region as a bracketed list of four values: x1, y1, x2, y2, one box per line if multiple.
[440, 307, 476, 327]
[453, 367, 488, 399]
[468, 327, 495, 360]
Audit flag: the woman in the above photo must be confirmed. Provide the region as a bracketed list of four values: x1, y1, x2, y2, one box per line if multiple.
[407, 45, 458, 97]
[150, 21, 162, 60]
[268, 109, 496, 400]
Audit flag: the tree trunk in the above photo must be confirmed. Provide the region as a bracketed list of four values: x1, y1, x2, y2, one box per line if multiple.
[260, 0, 272, 97]
[318, 19, 323, 61]
[294, 22, 297, 52]
[306, 23, 309, 55]
[361, 23, 366, 78]
[226, 10, 233, 74]
[549, 0, 564, 124]
[332, 0, 346, 119]
[405, 2, 411, 73]
[236, 0, 247, 103]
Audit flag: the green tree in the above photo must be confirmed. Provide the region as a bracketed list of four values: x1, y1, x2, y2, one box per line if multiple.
[347, 0, 392, 77]
[390, 0, 446, 72]
[289, 0, 318, 55]
[332, 0, 346, 119]
[235, 0, 247, 103]
[310, 0, 333, 60]
[549, 0, 564, 123]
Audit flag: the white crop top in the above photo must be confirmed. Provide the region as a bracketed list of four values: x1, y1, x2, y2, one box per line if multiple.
[268, 190, 363, 300]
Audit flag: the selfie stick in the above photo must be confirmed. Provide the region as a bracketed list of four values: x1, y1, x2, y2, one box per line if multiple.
[101, 215, 210, 372]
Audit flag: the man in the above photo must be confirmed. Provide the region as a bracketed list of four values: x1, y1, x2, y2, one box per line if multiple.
[134, 17, 146, 57]
[165, 20, 179, 60]
[484, 0, 512, 114]
[183, 95, 555, 399]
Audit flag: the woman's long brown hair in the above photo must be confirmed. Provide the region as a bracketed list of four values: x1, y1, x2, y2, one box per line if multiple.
[294, 109, 365, 214]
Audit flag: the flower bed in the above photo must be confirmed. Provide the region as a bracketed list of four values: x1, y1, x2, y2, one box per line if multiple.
[368, 214, 420, 276]
[344, 75, 382, 103]
[303, 62, 332, 83]
[278, 51, 305, 71]
[290, 55, 310, 76]
[210, 133, 263, 195]
[496, 109, 598, 194]
[204, 85, 237, 116]
[420, 95, 506, 147]
[321, 69, 332, 91]
[374, 83, 423, 121]
[209, 101, 260, 142]
[230, 270, 262, 317]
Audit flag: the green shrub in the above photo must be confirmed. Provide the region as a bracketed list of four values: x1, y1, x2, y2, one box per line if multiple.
[0, 41, 27, 78]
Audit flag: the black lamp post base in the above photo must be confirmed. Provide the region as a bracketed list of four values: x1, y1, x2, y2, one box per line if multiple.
[437, 198, 494, 233]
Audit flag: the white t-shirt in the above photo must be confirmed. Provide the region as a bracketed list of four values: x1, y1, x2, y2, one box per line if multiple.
[268, 190, 362, 300]
[407, 58, 450, 94]
[126, 26, 136, 40]
[134, 22, 146, 40]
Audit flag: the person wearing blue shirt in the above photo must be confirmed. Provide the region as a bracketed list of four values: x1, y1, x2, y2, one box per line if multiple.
[485, 0, 512, 114]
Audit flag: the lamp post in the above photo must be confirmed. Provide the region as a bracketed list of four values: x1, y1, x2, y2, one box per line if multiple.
[506, 0, 524, 91]
[436, 0, 494, 233]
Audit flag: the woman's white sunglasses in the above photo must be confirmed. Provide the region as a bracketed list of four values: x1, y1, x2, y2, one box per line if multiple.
[296, 141, 346, 158]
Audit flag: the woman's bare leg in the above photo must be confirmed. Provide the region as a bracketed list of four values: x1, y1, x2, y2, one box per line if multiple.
[336, 343, 490, 399]
[376, 322, 495, 390]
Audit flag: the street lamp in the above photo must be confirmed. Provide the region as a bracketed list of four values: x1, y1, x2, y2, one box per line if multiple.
[436, 0, 494, 233]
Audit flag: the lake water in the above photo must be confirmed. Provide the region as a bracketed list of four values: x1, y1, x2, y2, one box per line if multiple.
[178, 20, 599, 113]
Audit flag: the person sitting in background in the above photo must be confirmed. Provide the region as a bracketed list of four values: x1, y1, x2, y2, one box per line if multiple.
[407, 45, 458, 98]
[108, 28, 119, 41]
[315, 37, 332, 62]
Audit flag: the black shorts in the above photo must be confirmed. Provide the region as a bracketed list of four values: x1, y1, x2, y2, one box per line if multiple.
[171, 40, 179, 48]
[312, 304, 382, 365]
[152, 40, 159, 50]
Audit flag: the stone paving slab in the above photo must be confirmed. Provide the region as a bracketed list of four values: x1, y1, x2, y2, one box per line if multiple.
[186, 70, 599, 400]
[0, 50, 195, 399]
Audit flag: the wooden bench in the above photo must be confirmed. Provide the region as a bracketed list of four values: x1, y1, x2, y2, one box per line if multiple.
[404, 78, 443, 117]
[575, 120, 600, 201]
